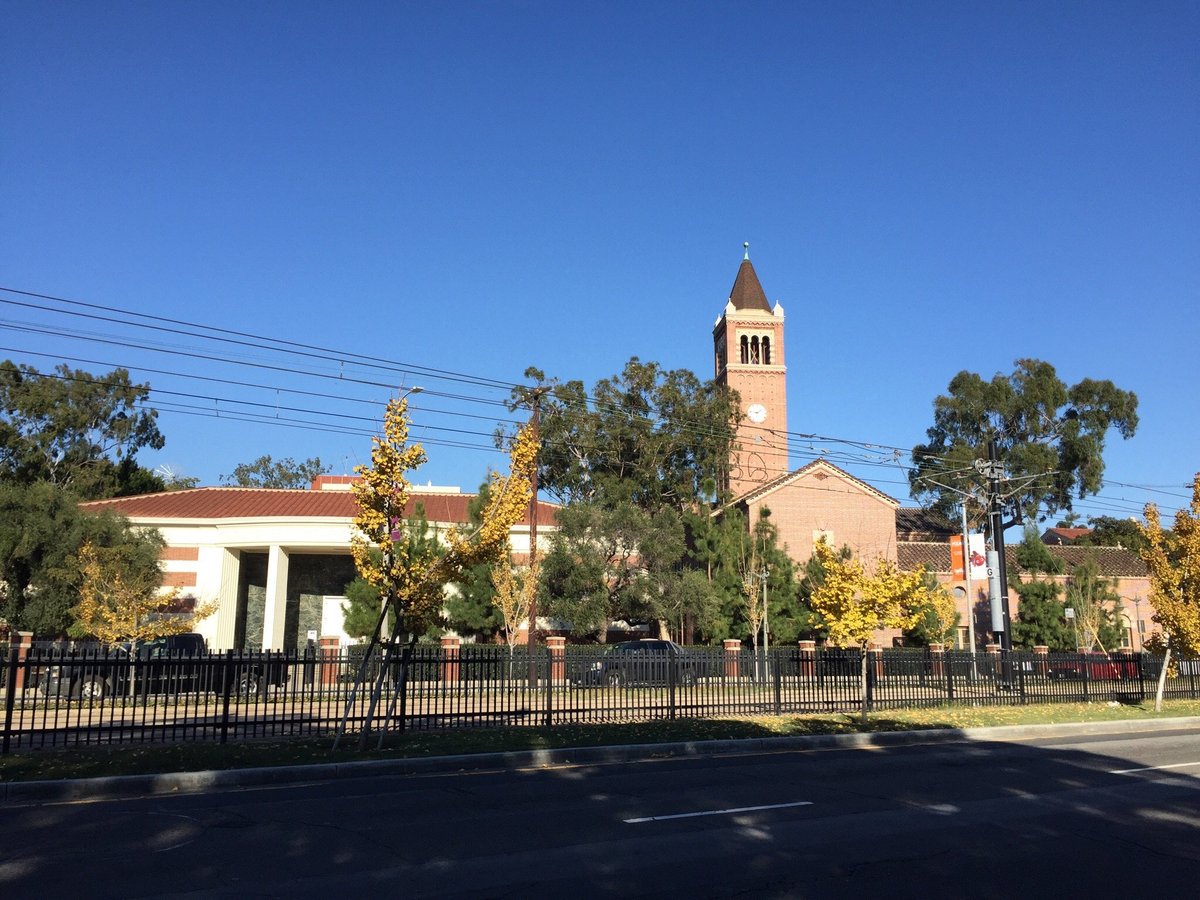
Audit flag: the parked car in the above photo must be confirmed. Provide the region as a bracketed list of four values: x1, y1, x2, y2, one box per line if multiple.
[34, 634, 290, 700]
[573, 640, 699, 688]
[1046, 652, 1139, 681]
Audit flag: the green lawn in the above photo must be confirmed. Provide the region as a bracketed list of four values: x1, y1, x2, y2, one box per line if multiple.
[2, 699, 1198, 784]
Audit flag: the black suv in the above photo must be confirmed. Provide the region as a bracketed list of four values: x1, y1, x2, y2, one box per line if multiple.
[34, 634, 281, 700]
[574, 640, 699, 688]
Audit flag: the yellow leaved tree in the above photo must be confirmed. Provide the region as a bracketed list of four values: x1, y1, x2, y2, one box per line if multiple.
[808, 539, 932, 722]
[1138, 473, 1200, 711]
[72, 541, 216, 646]
[345, 391, 538, 744]
[350, 393, 538, 640]
[491, 554, 539, 679]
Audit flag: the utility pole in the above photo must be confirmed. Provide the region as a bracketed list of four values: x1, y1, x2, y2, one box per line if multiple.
[983, 438, 1014, 652]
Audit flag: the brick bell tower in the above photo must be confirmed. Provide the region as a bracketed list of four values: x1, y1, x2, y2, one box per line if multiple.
[713, 244, 789, 498]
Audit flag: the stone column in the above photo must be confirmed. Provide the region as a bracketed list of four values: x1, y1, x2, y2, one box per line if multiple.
[261, 545, 290, 650]
[546, 635, 566, 682]
[213, 547, 241, 650]
[440, 635, 461, 683]
[723, 639, 741, 679]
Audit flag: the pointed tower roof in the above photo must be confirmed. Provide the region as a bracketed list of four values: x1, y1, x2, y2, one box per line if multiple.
[727, 251, 772, 313]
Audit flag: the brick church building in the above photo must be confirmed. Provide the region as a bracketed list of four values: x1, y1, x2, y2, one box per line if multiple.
[712, 249, 1154, 651]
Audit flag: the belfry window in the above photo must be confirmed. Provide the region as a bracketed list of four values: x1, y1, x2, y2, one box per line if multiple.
[739, 335, 749, 364]
[749, 336, 761, 364]
[762, 337, 771, 365]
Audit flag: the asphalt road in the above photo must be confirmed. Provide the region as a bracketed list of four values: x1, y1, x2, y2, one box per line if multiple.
[2, 728, 1198, 899]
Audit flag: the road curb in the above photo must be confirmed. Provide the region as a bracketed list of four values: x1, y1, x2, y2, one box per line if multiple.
[5, 715, 1200, 805]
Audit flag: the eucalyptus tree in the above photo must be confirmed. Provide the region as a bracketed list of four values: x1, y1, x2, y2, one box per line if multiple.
[909, 358, 1138, 524]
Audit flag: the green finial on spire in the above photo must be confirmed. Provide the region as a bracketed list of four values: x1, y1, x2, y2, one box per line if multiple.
[743, 241, 750, 260]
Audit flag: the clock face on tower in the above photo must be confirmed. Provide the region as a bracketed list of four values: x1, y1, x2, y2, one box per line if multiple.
[746, 403, 767, 424]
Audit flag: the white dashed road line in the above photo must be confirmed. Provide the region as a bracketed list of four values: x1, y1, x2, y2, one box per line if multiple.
[624, 801, 813, 824]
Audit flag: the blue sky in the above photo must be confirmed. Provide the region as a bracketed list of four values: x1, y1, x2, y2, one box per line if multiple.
[2, 1, 1197, 522]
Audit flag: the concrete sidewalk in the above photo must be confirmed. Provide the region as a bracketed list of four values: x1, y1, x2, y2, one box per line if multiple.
[4, 715, 1199, 805]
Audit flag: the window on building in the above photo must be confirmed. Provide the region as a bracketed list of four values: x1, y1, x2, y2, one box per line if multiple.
[762, 336, 771, 365]
[956, 626, 970, 650]
[739, 335, 749, 364]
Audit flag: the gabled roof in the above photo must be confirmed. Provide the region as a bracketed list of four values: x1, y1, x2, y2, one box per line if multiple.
[1042, 527, 1092, 545]
[733, 459, 900, 509]
[81, 487, 560, 527]
[896, 507, 958, 540]
[727, 258, 773, 313]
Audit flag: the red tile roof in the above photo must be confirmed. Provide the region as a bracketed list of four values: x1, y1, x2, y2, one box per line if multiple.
[81, 488, 559, 526]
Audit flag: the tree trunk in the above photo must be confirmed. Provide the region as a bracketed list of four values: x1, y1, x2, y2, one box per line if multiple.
[1155, 644, 1171, 713]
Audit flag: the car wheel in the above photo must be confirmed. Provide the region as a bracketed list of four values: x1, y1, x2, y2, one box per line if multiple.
[79, 677, 107, 701]
[239, 674, 261, 697]
[605, 671, 623, 688]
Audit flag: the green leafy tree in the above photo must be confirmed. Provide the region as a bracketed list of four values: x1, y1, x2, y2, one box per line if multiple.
[910, 359, 1138, 523]
[0, 361, 165, 500]
[1074, 516, 1150, 553]
[1010, 530, 1072, 650]
[539, 501, 687, 641]
[517, 359, 737, 509]
[223, 455, 330, 489]
[0, 481, 165, 635]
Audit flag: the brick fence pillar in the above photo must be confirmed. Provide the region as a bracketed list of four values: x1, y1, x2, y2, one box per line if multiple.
[319, 636, 340, 687]
[868, 644, 884, 679]
[440, 635, 461, 683]
[10, 631, 32, 693]
[546, 635, 566, 682]
[985, 643, 1001, 679]
[723, 639, 741, 679]
[798, 639, 816, 678]
[929, 643, 945, 678]
[1033, 645, 1049, 677]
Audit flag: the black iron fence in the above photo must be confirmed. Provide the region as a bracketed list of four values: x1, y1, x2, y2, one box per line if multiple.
[3, 643, 1198, 753]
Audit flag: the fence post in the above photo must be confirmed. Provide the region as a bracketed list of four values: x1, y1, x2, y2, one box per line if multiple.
[773, 655, 782, 715]
[397, 643, 411, 734]
[219, 649, 234, 744]
[1018, 653, 1027, 703]
[544, 646, 554, 727]
[944, 648, 955, 702]
[3, 642, 20, 755]
[668, 643, 677, 721]
[1079, 649, 1090, 701]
